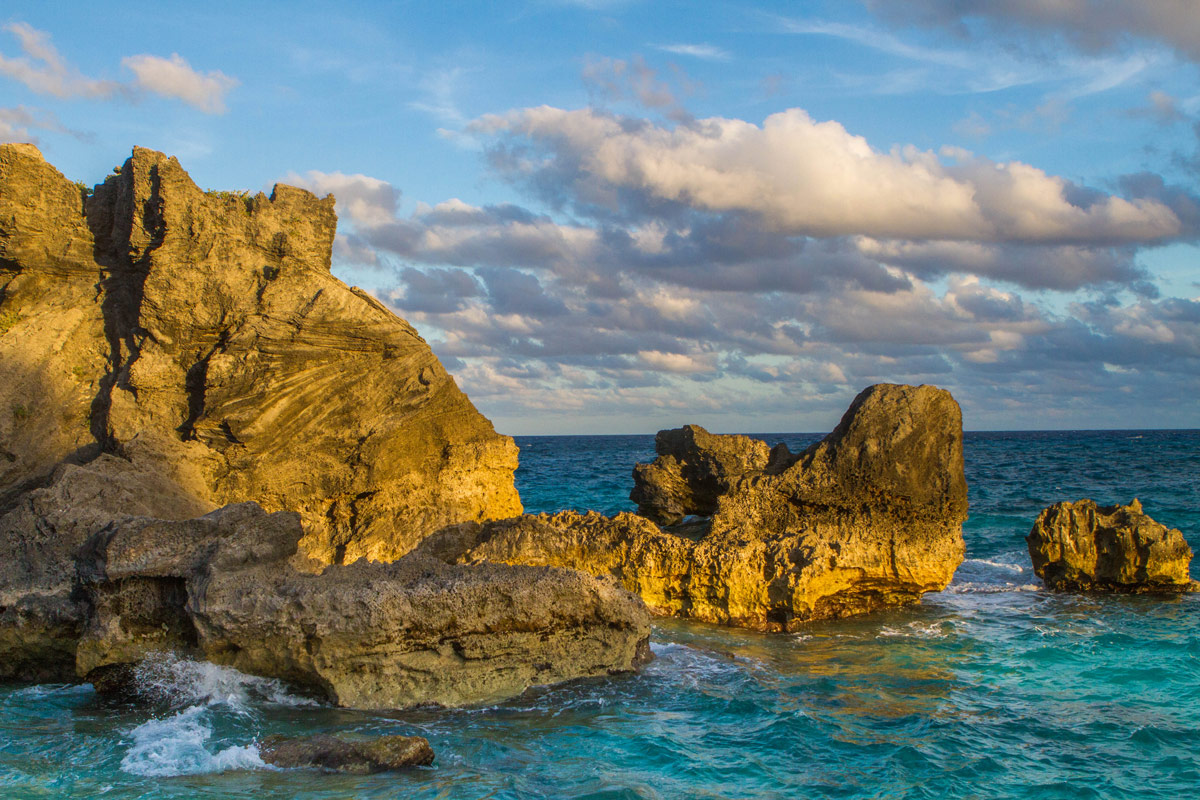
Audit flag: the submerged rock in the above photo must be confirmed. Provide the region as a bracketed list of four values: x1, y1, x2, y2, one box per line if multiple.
[75, 503, 652, 709]
[421, 384, 968, 631]
[259, 733, 434, 772]
[0, 142, 520, 568]
[1027, 499, 1198, 593]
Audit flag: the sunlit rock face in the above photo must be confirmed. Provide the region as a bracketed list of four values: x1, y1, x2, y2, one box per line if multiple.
[74, 503, 652, 710]
[421, 384, 969, 631]
[1027, 499, 1198, 593]
[0, 143, 521, 567]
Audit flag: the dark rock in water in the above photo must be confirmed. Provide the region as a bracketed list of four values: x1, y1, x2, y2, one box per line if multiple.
[420, 383, 968, 631]
[1027, 499, 1199, 593]
[0, 142, 520, 570]
[259, 733, 434, 772]
[75, 502, 652, 709]
[630, 426, 770, 525]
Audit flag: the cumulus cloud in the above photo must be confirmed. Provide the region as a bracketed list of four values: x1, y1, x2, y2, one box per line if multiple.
[121, 53, 239, 113]
[864, 0, 1200, 62]
[473, 106, 1182, 244]
[0, 22, 119, 98]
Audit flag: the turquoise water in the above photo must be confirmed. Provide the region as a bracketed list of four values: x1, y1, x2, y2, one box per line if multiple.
[2, 431, 1198, 799]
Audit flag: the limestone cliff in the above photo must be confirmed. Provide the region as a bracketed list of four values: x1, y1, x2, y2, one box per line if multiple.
[420, 384, 968, 631]
[0, 143, 521, 567]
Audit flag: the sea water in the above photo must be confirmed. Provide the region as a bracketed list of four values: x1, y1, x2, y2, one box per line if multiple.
[1, 430, 1197, 799]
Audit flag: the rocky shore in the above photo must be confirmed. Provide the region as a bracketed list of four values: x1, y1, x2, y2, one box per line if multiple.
[421, 383, 969, 631]
[0, 144, 649, 704]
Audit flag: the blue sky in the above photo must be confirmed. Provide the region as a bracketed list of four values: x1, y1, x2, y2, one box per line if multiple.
[3, 1, 1198, 433]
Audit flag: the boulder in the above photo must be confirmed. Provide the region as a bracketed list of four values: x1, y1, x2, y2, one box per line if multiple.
[1027, 499, 1198, 593]
[259, 733, 434, 772]
[420, 384, 968, 631]
[74, 503, 652, 709]
[630, 426, 770, 525]
[0, 143, 521, 567]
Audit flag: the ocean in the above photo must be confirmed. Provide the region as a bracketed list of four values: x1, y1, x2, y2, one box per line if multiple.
[2, 430, 1198, 799]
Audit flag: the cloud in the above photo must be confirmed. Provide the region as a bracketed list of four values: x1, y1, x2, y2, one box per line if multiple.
[282, 170, 400, 227]
[581, 55, 694, 122]
[653, 43, 731, 61]
[0, 105, 91, 144]
[473, 106, 1182, 245]
[121, 53, 239, 113]
[0, 23, 237, 116]
[0, 22, 119, 98]
[863, 0, 1200, 62]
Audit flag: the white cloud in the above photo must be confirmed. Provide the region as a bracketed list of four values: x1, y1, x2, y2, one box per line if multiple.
[475, 106, 1181, 244]
[0, 22, 119, 98]
[121, 53, 238, 114]
[654, 43, 731, 61]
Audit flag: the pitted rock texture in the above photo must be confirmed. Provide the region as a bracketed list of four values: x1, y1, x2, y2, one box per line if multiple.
[75, 502, 652, 709]
[0, 143, 521, 566]
[1027, 499, 1198, 593]
[630, 426, 770, 525]
[423, 384, 968, 631]
[259, 733, 435, 772]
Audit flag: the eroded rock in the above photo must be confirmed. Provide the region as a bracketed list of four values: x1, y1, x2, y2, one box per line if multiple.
[259, 733, 434, 772]
[75, 503, 652, 709]
[1027, 498, 1198, 593]
[0, 142, 521, 567]
[421, 384, 968, 631]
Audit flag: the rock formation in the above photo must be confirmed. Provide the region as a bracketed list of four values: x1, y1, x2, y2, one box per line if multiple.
[1, 145, 658, 701]
[420, 384, 968, 631]
[1027, 499, 1198, 593]
[74, 502, 651, 709]
[0, 142, 521, 568]
[259, 733, 435, 772]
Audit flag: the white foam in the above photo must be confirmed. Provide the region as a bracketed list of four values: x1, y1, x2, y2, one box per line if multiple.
[947, 582, 1042, 594]
[116, 654, 317, 777]
[877, 621, 949, 639]
[132, 652, 316, 710]
[963, 558, 1025, 573]
[119, 706, 267, 777]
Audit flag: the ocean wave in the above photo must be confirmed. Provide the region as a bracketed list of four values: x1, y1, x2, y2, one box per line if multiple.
[877, 622, 950, 639]
[962, 558, 1025, 573]
[120, 705, 266, 777]
[131, 652, 317, 711]
[946, 582, 1041, 594]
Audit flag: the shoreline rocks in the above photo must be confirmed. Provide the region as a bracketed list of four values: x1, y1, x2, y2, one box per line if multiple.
[72, 502, 652, 709]
[420, 383, 969, 631]
[1027, 498, 1199, 593]
[0, 145, 651, 704]
[259, 733, 435, 772]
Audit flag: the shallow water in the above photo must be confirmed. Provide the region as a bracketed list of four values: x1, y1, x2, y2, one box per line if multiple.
[2, 430, 1197, 799]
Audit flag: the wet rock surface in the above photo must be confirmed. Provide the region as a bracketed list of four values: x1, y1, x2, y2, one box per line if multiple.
[422, 384, 969, 631]
[259, 733, 434, 772]
[1027, 498, 1198, 593]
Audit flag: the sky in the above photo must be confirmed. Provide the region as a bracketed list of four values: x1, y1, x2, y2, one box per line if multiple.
[2, 1, 1198, 434]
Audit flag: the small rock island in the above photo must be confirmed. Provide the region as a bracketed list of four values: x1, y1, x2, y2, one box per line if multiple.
[1027, 498, 1198, 593]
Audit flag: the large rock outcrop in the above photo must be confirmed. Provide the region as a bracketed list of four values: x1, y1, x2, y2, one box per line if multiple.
[421, 384, 968, 631]
[0, 142, 521, 568]
[74, 502, 651, 709]
[1027, 499, 1198, 593]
